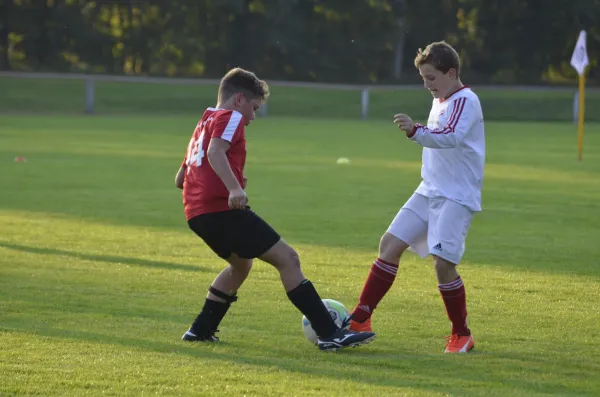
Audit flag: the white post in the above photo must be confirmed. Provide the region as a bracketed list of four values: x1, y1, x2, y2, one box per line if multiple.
[361, 88, 369, 120]
[85, 78, 95, 114]
[258, 102, 268, 117]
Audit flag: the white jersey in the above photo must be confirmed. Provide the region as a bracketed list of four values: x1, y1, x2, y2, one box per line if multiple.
[408, 86, 485, 212]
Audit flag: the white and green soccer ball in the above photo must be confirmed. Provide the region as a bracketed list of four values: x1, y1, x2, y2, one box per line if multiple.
[302, 299, 350, 345]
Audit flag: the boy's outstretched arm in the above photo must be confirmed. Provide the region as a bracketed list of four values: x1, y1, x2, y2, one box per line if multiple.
[395, 98, 475, 149]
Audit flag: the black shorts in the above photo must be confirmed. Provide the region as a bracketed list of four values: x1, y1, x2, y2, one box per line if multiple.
[188, 208, 281, 259]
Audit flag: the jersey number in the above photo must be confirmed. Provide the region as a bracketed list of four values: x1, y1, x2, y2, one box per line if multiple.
[186, 131, 206, 167]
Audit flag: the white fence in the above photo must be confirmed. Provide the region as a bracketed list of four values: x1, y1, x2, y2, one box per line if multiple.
[0, 71, 590, 122]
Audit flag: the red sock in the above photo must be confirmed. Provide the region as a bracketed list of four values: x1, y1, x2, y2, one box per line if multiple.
[438, 276, 470, 335]
[351, 258, 399, 323]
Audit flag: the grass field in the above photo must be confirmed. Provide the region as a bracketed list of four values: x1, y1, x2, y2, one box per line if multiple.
[2, 75, 600, 122]
[1, 114, 600, 396]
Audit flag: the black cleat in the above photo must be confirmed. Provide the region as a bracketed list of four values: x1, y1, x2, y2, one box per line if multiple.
[181, 329, 220, 342]
[317, 328, 376, 351]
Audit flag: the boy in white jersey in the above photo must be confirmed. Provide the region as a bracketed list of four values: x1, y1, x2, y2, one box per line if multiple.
[348, 41, 485, 353]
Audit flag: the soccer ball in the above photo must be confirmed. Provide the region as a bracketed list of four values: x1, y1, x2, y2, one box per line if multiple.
[302, 299, 350, 345]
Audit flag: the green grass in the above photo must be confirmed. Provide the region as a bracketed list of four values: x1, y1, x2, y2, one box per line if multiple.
[2, 76, 600, 122]
[1, 115, 599, 396]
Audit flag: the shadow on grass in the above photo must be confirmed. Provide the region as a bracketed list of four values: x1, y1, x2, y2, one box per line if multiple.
[0, 241, 209, 273]
[0, 324, 592, 397]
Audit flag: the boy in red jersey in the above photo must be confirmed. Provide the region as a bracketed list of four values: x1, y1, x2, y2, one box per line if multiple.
[175, 67, 375, 351]
[348, 42, 485, 353]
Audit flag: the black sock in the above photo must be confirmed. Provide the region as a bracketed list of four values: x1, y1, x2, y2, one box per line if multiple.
[190, 298, 230, 336]
[286, 279, 337, 338]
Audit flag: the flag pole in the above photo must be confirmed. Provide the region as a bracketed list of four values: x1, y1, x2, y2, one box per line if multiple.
[570, 30, 589, 162]
[577, 72, 585, 161]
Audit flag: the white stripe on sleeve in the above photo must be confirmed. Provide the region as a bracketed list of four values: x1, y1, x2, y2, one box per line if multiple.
[220, 111, 243, 142]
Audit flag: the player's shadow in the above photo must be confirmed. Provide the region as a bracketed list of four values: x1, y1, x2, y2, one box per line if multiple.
[1, 325, 583, 397]
[0, 241, 209, 273]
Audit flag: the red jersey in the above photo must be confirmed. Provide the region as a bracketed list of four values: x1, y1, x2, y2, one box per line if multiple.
[182, 108, 246, 220]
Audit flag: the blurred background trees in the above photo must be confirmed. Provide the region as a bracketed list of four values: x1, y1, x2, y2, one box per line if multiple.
[1, 0, 598, 85]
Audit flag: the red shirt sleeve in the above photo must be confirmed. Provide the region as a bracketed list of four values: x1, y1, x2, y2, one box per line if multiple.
[212, 111, 244, 142]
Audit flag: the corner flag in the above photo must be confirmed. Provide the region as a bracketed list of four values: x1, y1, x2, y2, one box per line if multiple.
[570, 30, 589, 161]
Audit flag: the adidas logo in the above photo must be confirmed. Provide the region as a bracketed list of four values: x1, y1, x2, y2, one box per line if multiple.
[433, 243, 442, 251]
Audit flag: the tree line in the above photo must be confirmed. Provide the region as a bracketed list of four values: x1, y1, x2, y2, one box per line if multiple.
[1, 0, 599, 85]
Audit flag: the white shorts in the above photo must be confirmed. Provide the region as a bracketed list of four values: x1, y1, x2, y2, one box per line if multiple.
[386, 193, 474, 264]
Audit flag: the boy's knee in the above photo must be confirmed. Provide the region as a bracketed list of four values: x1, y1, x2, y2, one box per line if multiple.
[227, 255, 253, 274]
[378, 233, 409, 262]
[259, 239, 303, 271]
[434, 256, 456, 273]
[284, 248, 301, 270]
[270, 246, 301, 271]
